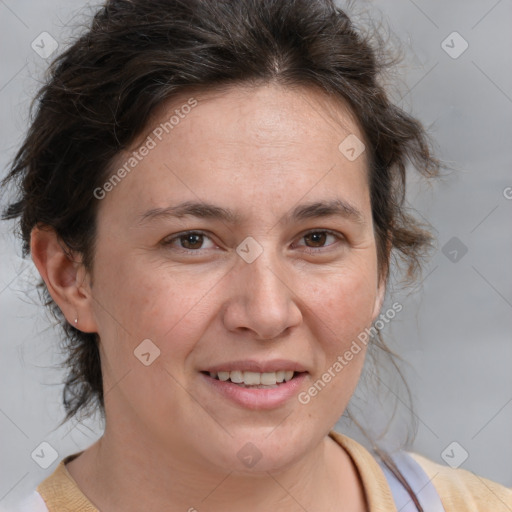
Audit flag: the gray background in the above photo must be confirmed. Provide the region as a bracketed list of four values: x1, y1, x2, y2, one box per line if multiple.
[1, 0, 511, 507]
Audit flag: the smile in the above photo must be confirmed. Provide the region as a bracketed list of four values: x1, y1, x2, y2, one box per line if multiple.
[206, 370, 296, 387]
[200, 366, 308, 409]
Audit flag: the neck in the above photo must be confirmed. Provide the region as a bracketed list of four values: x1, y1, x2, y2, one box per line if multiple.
[67, 422, 366, 512]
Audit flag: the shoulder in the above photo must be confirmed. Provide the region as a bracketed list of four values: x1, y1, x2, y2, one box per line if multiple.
[329, 430, 512, 512]
[0, 491, 48, 512]
[409, 452, 512, 512]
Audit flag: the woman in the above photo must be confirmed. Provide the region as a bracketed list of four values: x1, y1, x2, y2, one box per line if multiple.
[2, 0, 511, 510]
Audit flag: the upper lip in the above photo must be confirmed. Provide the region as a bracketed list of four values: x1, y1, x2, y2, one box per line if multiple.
[202, 360, 308, 373]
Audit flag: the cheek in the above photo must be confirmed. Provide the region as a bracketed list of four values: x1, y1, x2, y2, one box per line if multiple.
[310, 261, 379, 349]
[90, 251, 224, 357]
[299, 269, 376, 418]
[91, 261, 221, 408]
[312, 293, 372, 396]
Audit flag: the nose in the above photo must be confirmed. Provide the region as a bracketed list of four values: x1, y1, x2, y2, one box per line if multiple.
[221, 246, 302, 340]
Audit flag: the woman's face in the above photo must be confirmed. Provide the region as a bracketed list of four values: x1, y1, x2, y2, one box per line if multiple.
[87, 84, 385, 472]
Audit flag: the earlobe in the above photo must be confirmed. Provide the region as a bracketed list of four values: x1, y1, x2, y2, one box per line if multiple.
[30, 225, 97, 333]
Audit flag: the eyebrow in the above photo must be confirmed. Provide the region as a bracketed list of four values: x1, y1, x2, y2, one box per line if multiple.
[138, 201, 242, 225]
[286, 199, 365, 225]
[137, 199, 365, 226]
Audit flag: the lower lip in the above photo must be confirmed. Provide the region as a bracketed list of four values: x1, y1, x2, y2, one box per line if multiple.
[201, 372, 308, 410]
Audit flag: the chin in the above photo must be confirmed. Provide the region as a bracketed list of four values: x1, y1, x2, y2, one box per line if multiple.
[200, 425, 312, 474]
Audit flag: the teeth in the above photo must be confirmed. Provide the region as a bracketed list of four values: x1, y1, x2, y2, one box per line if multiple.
[208, 370, 297, 385]
[230, 370, 244, 384]
[243, 371, 261, 385]
[260, 372, 277, 385]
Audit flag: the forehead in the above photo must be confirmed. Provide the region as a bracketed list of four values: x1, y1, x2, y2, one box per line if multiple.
[149, 83, 366, 154]
[101, 83, 370, 222]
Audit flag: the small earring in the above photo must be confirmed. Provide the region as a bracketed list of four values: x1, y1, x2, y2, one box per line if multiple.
[74, 317, 78, 325]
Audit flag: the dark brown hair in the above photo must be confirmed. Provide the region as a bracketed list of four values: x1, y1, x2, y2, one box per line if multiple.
[2, 0, 439, 508]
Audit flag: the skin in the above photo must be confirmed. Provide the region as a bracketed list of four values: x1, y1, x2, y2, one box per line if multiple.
[31, 83, 386, 512]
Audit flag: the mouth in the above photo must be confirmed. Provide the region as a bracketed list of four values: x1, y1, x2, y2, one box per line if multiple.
[201, 370, 303, 388]
[199, 365, 308, 409]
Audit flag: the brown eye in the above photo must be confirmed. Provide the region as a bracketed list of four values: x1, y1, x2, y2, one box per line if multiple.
[303, 232, 328, 247]
[163, 231, 216, 252]
[180, 233, 204, 249]
[299, 229, 344, 253]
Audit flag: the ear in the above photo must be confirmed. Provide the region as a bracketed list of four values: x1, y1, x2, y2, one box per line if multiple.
[371, 273, 387, 323]
[371, 236, 391, 322]
[30, 225, 97, 333]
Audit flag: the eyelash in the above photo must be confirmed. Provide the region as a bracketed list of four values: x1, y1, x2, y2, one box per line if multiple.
[161, 229, 345, 255]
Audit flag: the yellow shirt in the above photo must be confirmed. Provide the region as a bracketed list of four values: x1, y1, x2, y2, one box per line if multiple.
[34, 431, 512, 511]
